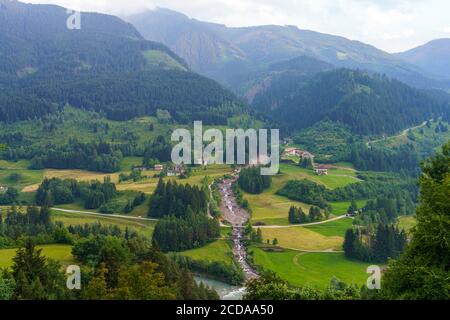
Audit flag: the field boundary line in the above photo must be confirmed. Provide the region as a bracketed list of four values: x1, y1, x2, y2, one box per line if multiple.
[254, 215, 351, 229]
[51, 208, 159, 222]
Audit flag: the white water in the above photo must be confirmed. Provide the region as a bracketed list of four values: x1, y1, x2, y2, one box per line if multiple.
[194, 275, 246, 300]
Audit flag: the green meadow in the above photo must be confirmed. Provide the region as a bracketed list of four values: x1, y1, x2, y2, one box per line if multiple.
[0, 244, 74, 269]
[181, 240, 234, 265]
[248, 163, 361, 226]
[251, 246, 372, 288]
[304, 218, 353, 237]
[50, 209, 156, 238]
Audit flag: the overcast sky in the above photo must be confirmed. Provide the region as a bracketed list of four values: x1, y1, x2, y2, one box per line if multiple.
[26, 0, 450, 53]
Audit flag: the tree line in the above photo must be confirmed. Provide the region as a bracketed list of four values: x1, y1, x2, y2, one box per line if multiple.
[238, 166, 272, 194]
[149, 179, 220, 252]
[288, 206, 328, 224]
[343, 224, 407, 263]
[35, 177, 117, 210]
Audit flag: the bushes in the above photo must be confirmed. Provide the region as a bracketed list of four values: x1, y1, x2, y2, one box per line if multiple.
[171, 254, 245, 286]
[0, 187, 19, 205]
[277, 180, 329, 209]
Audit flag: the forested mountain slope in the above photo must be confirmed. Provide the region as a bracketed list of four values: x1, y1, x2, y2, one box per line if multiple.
[254, 68, 450, 135]
[0, 1, 243, 124]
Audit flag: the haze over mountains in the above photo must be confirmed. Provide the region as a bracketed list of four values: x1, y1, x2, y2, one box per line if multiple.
[396, 39, 450, 81]
[0, 1, 449, 138]
[128, 8, 450, 92]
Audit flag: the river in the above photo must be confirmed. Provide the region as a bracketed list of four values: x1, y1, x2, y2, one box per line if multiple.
[194, 275, 246, 300]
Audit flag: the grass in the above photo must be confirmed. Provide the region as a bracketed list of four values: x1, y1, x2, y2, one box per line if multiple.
[304, 218, 353, 237]
[120, 157, 144, 171]
[251, 247, 372, 288]
[0, 245, 74, 268]
[279, 164, 360, 190]
[50, 209, 156, 238]
[181, 240, 234, 265]
[143, 50, 186, 71]
[249, 164, 361, 226]
[259, 227, 343, 251]
[0, 160, 44, 190]
[397, 215, 417, 233]
[329, 200, 368, 215]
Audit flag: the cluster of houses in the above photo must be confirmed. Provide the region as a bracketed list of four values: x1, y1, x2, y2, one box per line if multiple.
[284, 147, 314, 159]
[154, 164, 186, 177]
[284, 147, 329, 175]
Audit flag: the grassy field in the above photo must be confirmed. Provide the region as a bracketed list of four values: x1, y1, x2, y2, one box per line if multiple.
[251, 246, 371, 288]
[248, 164, 361, 226]
[50, 209, 156, 238]
[0, 244, 74, 268]
[181, 240, 234, 265]
[398, 215, 417, 233]
[279, 164, 360, 190]
[0, 159, 44, 191]
[259, 227, 344, 251]
[304, 218, 353, 237]
[329, 200, 368, 215]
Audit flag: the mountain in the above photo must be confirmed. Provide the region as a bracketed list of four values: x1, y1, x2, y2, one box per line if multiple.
[253, 68, 450, 136]
[243, 55, 334, 103]
[128, 8, 449, 92]
[396, 39, 450, 81]
[0, 1, 243, 123]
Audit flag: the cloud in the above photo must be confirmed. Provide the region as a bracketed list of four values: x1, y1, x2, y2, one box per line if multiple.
[24, 0, 450, 52]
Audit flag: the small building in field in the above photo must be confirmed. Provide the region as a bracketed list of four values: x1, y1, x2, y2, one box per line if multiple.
[314, 165, 329, 176]
[154, 164, 164, 171]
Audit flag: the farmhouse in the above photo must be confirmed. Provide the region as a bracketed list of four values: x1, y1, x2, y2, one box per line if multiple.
[314, 165, 329, 176]
[284, 148, 314, 159]
[154, 164, 164, 171]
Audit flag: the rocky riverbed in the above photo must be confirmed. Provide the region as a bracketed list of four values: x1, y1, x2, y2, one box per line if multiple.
[219, 176, 259, 281]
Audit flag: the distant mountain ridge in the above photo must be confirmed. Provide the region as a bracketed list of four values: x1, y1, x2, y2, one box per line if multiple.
[396, 39, 450, 81]
[128, 8, 450, 92]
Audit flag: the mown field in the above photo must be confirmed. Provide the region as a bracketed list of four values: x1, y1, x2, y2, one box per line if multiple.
[0, 244, 74, 268]
[397, 215, 417, 233]
[248, 163, 361, 226]
[250, 246, 372, 288]
[181, 240, 234, 265]
[50, 209, 156, 238]
[304, 218, 353, 237]
[259, 226, 344, 252]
